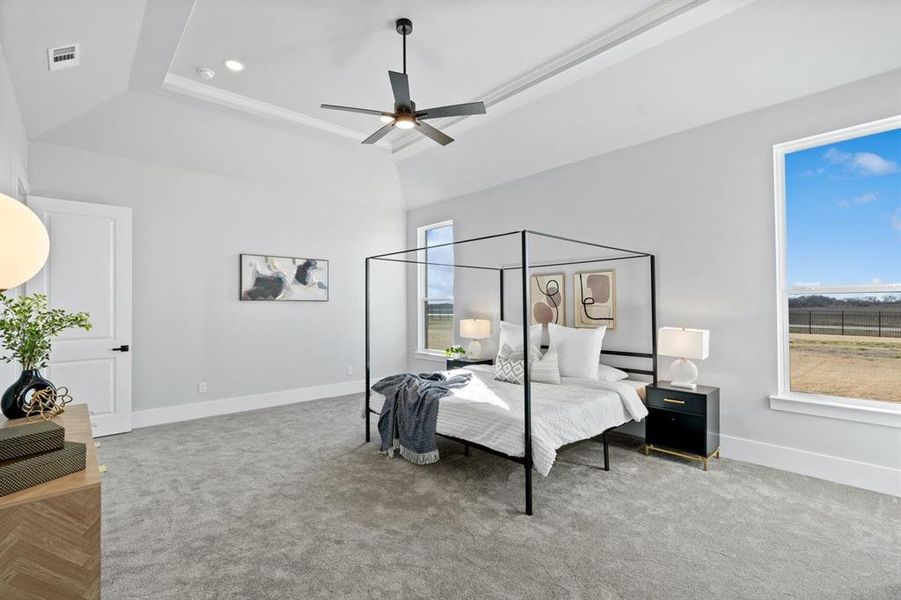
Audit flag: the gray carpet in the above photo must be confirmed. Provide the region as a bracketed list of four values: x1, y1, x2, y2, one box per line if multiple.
[98, 394, 900, 599]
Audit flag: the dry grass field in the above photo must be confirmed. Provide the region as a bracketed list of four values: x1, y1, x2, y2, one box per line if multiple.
[425, 315, 454, 352]
[789, 333, 901, 403]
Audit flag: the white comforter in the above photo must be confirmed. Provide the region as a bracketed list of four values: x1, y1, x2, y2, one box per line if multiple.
[369, 365, 648, 476]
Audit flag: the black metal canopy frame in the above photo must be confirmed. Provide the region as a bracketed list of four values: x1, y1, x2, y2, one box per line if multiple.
[364, 230, 657, 515]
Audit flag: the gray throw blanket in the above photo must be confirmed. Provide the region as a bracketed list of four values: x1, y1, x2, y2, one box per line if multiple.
[373, 371, 472, 465]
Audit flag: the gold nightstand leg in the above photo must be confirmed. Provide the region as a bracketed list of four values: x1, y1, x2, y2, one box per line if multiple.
[644, 444, 650, 456]
[715, 448, 721, 459]
[703, 458, 708, 472]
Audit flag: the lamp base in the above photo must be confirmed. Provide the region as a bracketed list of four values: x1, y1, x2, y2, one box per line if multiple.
[669, 358, 699, 389]
[670, 381, 698, 390]
[466, 340, 482, 359]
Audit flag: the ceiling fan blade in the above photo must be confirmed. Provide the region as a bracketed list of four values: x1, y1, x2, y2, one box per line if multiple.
[361, 123, 395, 144]
[415, 121, 454, 146]
[321, 104, 393, 117]
[415, 101, 486, 120]
[388, 71, 411, 108]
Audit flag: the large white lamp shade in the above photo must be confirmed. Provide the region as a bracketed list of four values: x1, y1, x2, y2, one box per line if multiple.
[459, 318, 491, 358]
[0, 193, 49, 291]
[658, 327, 710, 389]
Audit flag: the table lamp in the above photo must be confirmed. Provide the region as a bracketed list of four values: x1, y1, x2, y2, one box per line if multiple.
[658, 327, 709, 389]
[459, 319, 491, 359]
[0, 193, 49, 292]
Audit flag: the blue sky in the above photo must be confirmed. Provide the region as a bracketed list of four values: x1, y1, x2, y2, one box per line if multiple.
[785, 127, 900, 287]
[425, 224, 454, 299]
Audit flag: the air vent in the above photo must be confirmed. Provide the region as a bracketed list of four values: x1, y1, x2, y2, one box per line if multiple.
[47, 43, 80, 72]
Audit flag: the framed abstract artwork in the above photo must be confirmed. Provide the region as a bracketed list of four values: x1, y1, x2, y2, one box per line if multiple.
[574, 270, 615, 329]
[240, 254, 329, 302]
[529, 273, 565, 326]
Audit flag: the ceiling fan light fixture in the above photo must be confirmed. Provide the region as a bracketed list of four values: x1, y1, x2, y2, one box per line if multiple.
[394, 114, 415, 129]
[320, 17, 486, 146]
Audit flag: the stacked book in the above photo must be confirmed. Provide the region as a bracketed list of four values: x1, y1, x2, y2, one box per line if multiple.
[0, 420, 86, 497]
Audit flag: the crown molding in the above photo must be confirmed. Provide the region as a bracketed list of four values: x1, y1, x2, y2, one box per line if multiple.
[159, 0, 750, 157]
[161, 73, 393, 150]
[391, 0, 709, 155]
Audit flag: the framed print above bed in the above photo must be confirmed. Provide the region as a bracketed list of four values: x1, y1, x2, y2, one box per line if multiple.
[574, 270, 615, 329]
[240, 254, 329, 301]
[530, 273, 565, 326]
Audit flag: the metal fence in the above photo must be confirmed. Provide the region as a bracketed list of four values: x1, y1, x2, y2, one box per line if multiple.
[789, 309, 901, 338]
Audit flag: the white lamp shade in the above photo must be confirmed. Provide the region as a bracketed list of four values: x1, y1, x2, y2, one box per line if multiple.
[0, 193, 49, 290]
[658, 327, 709, 360]
[459, 318, 491, 339]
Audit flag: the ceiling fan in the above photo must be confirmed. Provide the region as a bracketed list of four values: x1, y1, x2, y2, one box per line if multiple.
[321, 18, 486, 146]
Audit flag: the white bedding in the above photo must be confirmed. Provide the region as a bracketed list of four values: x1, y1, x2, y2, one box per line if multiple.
[620, 378, 648, 401]
[369, 365, 648, 476]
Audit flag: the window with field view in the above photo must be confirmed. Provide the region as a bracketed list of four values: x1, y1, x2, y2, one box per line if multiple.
[783, 125, 901, 403]
[420, 222, 454, 352]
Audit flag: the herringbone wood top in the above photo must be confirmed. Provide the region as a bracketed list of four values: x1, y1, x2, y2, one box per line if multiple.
[0, 405, 99, 510]
[0, 404, 101, 599]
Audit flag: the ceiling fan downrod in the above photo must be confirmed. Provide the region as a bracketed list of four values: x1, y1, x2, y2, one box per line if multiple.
[396, 18, 412, 75]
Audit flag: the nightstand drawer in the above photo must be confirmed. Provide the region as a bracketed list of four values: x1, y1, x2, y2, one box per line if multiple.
[646, 408, 707, 456]
[646, 388, 706, 415]
[446, 358, 494, 370]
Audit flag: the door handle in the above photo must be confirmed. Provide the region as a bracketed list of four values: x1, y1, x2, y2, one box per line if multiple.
[111, 344, 130, 352]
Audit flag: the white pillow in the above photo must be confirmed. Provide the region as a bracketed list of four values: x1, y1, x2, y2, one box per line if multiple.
[547, 324, 606, 380]
[597, 364, 629, 382]
[497, 321, 542, 354]
[531, 347, 561, 384]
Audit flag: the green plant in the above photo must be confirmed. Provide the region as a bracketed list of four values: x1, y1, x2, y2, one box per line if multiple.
[0, 294, 91, 370]
[444, 345, 466, 357]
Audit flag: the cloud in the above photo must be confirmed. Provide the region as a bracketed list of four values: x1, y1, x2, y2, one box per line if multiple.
[800, 167, 825, 177]
[836, 191, 879, 207]
[854, 152, 899, 175]
[822, 147, 900, 176]
[792, 281, 822, 287]
[893, 207, 901, 231]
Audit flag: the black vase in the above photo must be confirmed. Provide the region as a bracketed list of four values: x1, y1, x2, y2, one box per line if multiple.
[1, 369, 54, 420]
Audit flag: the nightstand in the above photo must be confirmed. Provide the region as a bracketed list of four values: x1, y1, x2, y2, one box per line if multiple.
[446, 357, 494, 370]
[645, 381, 720, 470]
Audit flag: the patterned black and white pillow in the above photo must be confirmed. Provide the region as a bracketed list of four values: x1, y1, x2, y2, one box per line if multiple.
[495, 344, 526, 384]
[495, 344, 560, 385]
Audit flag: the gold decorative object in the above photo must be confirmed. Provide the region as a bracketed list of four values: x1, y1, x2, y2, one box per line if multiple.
[23, 386, 73, 421]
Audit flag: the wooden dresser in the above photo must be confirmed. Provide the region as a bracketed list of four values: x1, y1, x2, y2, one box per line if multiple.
[0, 405, 101, 599]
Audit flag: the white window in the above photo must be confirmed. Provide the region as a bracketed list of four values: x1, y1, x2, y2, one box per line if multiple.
[417, 220, 454, 353]
[773, 116, 901, 422]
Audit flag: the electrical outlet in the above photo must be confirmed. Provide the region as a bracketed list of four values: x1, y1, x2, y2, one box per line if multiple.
[346, 366, 353, 377]
[198, 381, 208, 393]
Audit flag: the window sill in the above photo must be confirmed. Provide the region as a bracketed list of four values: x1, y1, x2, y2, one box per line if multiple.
[769, 392, 901, 429]
[413, 351, 446, 363]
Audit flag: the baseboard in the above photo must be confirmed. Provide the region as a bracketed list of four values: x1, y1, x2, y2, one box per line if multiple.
[132, 379, 367, 429]
[721, 434, 900, 497]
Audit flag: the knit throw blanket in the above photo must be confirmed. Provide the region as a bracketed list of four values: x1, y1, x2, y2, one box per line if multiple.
[373, 371, 472, 465]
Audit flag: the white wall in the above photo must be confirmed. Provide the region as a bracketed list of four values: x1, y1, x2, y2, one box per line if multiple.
[29, 142, 407, 417]
[406, 69, 901, 495]
[0, 40, 26, 198]
[0, 39, 29, 386]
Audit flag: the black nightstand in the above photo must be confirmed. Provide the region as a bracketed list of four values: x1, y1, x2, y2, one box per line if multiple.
[645, 381, 720, 470]
[446, 357, 494, 370]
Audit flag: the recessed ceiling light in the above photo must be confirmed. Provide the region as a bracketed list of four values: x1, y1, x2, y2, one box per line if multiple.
[224, 59, 244, 72]
[196, 67, 216, 81]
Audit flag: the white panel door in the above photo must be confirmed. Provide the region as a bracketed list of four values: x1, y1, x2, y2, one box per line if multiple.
[26, 196, 133, 437]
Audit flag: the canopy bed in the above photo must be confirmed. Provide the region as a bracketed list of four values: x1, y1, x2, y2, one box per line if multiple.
[364, 230, 658, 515]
